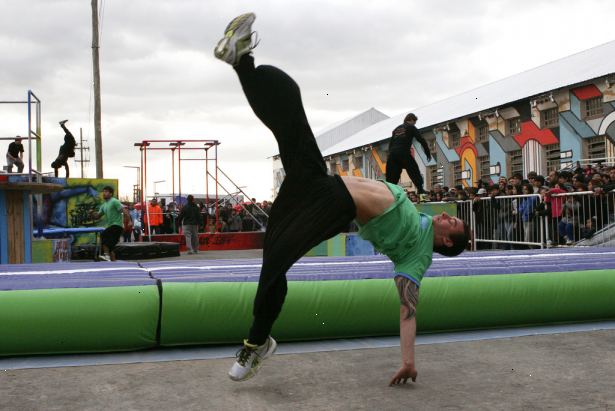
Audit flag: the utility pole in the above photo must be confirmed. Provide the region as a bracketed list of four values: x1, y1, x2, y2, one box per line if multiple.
[75, 127, 91, 178]
[91, 0, 103, 178]
[80, 128, 84, 177]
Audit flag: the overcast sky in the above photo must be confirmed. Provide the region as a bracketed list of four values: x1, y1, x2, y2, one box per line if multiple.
[2, 0, 615, 201]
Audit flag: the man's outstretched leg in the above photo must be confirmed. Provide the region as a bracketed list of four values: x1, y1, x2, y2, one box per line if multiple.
[214, 13, 355, 382]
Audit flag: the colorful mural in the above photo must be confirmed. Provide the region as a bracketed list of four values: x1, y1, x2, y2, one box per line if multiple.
[34, 178, 119, 245]
[66, 178, 119, 244]
[368, 145, 387, 178]
[455, 121, 478, 188]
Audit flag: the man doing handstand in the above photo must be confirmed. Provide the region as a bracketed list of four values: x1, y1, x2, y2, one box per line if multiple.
[214, 13, 470, 386]
[51, 120, 77, 178]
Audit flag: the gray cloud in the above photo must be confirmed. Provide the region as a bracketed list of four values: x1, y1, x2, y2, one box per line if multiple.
[1, 0, 614, 200]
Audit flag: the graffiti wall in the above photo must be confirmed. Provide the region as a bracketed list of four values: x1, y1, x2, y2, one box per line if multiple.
[35, 177, 119, 245]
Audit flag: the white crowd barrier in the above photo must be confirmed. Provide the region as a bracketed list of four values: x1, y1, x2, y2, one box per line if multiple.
[451, 190, 615, 250]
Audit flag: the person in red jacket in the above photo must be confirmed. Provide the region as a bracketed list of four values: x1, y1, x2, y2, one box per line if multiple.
[144, 198, 163, 235]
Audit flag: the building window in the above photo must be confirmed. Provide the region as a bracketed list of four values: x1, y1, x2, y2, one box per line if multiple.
[453, 161, 462, 182]
[584, 97, 603, 119]
[507, 117, 521, 136]
[329, 161, 337, 175]
[509, 150, 523, 177]
[354, 155, 363, 170]
[587, 136, 606, 160]
[341, 159, 349, 171]
[429, 165, 442, 188]
[541, 108, 559, 128]
[477, 124, 489, 143]
[428, 138, 437, 155]
[479, 156, 490, 179]
[545, 143, 560, 172]
[449, 131, 461, 149]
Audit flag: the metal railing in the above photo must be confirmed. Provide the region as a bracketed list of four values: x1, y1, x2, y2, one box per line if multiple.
[452, 190, 615, 250]
[548, 190, 615, 247]
[469, 194, 545, 249]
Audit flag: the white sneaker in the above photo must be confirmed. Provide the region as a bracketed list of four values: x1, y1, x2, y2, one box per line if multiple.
[214, 13, 258, 66]
[99, 254, 111, 261]
[228, 336, 277, 382]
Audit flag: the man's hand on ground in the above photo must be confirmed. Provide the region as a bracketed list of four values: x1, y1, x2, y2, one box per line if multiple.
[389, 364, 417, 386]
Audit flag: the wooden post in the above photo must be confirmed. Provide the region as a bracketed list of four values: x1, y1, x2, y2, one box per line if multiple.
[91, 0, 103, 178]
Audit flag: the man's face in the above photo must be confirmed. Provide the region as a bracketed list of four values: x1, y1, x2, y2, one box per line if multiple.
[404, 119, 416, 126]
[432, 212, 465, 239]
[102, 189, 112, 200]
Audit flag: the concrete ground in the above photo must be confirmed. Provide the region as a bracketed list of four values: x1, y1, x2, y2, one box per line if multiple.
[2, 330, 614, 411]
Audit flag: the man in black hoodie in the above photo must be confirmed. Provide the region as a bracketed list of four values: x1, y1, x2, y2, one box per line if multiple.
[385, 113, 431, 195]
[178, 194, 202, 254]
[51, 120, 77, 178]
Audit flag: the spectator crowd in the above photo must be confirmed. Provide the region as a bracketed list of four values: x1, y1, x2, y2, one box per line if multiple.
[405, 162, 615, 248]
[119, 197, 272, 242]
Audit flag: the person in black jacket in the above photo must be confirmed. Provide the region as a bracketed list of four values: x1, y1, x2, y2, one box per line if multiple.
[385, 113, 431, 194]
[51, 120, 77, 178]
[178, 195, 202, 254]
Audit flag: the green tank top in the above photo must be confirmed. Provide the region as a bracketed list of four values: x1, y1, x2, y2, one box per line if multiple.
[357, 182, 433, 285]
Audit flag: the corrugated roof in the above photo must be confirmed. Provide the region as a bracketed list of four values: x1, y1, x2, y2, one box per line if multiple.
[322, 40, 615, 157]
[315, 107, 389, 151]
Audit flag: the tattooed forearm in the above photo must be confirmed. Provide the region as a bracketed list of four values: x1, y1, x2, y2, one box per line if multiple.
[395, 276, 418, 320]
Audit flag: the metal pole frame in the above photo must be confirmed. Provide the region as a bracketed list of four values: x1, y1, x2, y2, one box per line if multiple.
[134, 139, 221, 233]
[215, 143, 219, 231]
[171, 147, 175, 203]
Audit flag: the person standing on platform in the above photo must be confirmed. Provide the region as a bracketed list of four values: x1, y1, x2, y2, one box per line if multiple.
[385, 113, 431, 197]
[6, 136, 25, 173]
[51, 120, 77, 178]
[178, 195, 201, 254]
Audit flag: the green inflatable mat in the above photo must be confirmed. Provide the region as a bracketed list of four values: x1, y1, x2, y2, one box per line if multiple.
[158, 270, 615, 346]
[0, 286, 160, 356]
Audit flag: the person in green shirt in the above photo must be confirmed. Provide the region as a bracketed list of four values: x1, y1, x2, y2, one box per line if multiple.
[90, 185, 129, 261]
[214, 13, 471, 385]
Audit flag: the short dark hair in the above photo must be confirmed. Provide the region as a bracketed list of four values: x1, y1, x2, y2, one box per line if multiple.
[404, 113, 418, 122]
[102, 185, 114, 194]
[187, 194, 194, 203]
[434, 220, 471, 257]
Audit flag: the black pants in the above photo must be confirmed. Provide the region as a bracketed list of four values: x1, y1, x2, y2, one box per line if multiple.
[385, 150, 425, 193]
[101, 225, 123, 251]
[235, 55, 357, 345]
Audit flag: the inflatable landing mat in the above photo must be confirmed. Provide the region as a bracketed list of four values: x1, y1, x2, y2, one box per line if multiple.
[2, 248, 615, 356]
